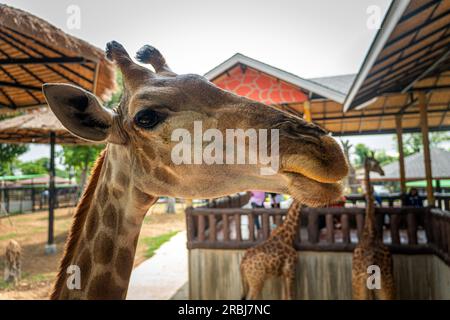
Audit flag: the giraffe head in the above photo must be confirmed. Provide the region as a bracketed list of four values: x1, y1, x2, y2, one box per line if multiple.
[43, 41, 348, 207]
[365, 152, 385, 176]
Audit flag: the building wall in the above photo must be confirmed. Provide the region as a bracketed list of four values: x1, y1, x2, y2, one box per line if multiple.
[189, 249, 450, 300]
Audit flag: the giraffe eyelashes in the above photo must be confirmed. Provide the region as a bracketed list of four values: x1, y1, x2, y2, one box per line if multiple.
[134, 109, 167, 129]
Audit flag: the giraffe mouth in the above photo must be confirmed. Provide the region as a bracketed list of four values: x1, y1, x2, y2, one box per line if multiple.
[281, 166, 341, 184]
[283, 171, 344, 207]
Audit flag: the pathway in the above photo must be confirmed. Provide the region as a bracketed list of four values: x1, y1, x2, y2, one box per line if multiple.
[126, 231, 188, 300]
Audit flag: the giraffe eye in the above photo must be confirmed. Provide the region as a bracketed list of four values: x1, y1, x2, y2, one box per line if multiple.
[134, 109, 166, 129]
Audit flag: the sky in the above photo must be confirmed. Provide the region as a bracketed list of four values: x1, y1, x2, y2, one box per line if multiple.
[1, 0, 399, 162]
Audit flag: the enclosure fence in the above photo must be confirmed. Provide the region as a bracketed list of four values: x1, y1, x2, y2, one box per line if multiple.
[186, 194, 450, 266]
[0, 185, 79, 215]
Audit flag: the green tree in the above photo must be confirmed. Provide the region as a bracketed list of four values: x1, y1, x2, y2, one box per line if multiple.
[18, 157, 49, 175]
[59, 145, 104, 189]
[354, 143, 372, 167]
[398, 132, 450, 156]
[0, 144, 29, 175]
[375, 149, 397, 166]
[105, 71, 123, 109]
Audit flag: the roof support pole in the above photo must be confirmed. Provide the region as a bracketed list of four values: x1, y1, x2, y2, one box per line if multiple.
[303, 99, 312, 122]
[45, 132, 57, 254]
[395, 114, 406, 203]
[418, 92, 434, 206]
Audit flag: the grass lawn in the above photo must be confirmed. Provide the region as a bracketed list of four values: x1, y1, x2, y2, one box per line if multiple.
[0, 202, 186, 299]
[140, 231, 179, 259]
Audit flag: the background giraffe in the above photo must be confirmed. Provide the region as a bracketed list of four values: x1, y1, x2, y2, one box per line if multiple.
[4, 239, 21, 285]
[43, 41, 348, 299]
[240, 200, 302, 300]
[352, 153, 396, 299]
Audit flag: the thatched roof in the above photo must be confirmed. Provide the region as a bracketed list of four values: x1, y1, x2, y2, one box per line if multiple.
[359, 148, 450, 182]
[0, 4, 116, 112]
[0, 108, 91, 144]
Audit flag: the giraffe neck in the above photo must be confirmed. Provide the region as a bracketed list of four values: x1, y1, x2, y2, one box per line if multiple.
[271, 201, 301, 246]
[51, 146, 156, 300]
[362, 160, 376, 241]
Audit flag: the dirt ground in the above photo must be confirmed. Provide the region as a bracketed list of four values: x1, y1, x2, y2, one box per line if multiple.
[0, 202, 186, 300]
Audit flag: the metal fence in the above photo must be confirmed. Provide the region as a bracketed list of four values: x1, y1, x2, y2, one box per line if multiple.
[0, 185, 79, 214]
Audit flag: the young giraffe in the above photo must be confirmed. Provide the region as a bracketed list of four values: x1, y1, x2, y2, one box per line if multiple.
[43, 41, 348, 299]
[4, 239, 21, 284]
[352, 153, 396, 299]
[240, 200, 302, 300]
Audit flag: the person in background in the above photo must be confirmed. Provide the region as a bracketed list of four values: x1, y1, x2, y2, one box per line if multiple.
[250, 190, 266, 230]
[269, 192, 282, 208]
[405, 187, 424, 229]
[405, 188, 424, 207]
[374, 190, 383, 207]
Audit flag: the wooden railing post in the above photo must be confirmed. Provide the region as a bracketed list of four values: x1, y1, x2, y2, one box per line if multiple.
[308, 211, 319, 244]
[341, 213, 350, 244]
[235, 213, 242, 242]
[425, 208, 433, 244]
[440, 217, 448, 253]
[433, 215, 441, 249]
[208, 214, 216, 242]
[356, 212, 364, 241]
[248, 212, 255, 241]
[222, 213, 230, 241]
[198, 214, 206, 242]
[325, 213, 334, 243]
[390, 213, 401, 245]
[407, 211, 418, 245]
[446, 217, 450, 255]
[262, 213, 270, 240]
[185, 207, 195, 245]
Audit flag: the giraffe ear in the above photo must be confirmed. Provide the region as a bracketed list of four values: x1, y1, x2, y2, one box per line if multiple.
[43, 83, 124, 144]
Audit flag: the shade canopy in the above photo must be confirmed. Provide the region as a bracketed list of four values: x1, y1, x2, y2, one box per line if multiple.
[361, 148, 450, 182]
[344, 0, 450, 111]
[0, 4, 116, 112]
[0, 108, 90, 144]
[207, 54, 449, 136]
[309, 90, 450, 136]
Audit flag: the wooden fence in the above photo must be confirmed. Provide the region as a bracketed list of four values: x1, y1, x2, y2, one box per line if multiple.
[346, 193, 450, 210]
[186, 204, 450, 266]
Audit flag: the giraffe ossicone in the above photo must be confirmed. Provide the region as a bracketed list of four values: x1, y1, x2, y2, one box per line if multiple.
[43, 41, 349, 299]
